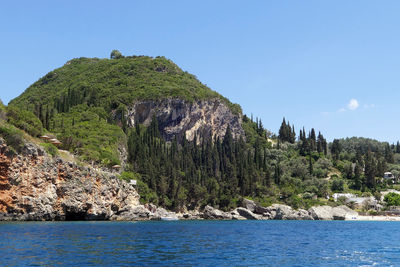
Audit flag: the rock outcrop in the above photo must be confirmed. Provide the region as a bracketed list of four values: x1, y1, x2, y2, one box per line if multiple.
[125, 99, 244, 142]
[308, 205, 358, 220]
[262, 204, 313, 220]
[241, 198, 257, 213]
[201, 205, 233, 220]
[0, 139, 145, 221]
[235, 207, 262, 220]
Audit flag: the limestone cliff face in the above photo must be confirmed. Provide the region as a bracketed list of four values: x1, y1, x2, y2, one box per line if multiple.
[125, 98, 244, 142]
[0, 139, 143, 221]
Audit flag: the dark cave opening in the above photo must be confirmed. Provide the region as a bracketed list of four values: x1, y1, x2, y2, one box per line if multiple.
[65, 211, 87, 221]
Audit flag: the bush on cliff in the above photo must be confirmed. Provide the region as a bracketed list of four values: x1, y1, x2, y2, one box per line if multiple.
[40, 143, 59, 157]
[0, 99, 6, 121]
[0, 124, 24, 153]
[6, 106, 43, 137]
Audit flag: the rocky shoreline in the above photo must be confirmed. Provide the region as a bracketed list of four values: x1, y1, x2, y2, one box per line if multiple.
[0, 138, 364, 222]
[168, 201, 358, 221]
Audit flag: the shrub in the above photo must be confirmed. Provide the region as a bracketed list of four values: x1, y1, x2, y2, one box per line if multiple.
[0, 99, 6, 121]
[137, 180, 158, 204]
[384, 192, 400, 207]
[120, 171, 141, 181]
[0, 124, 24, 153]
[6, 106, 43, 137]
[40, 143, 58, 157]
[331, 178, 345, 192]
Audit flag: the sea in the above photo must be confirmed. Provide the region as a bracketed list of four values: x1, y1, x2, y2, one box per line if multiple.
[0, 220, 399, 266]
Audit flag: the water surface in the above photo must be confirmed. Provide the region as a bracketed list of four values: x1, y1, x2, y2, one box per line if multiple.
[1, 220, 399, 266]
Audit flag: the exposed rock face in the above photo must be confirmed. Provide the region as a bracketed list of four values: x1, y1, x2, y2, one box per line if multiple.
[308, 206, 334, 220]
[332, 205, 358, 220]
[260, 204, 313, 220]
[235, 207, 262, 220]
[0, 139, 143, 221]
[201, 205, 232, 220]
[229, 209, 247, 220]
[125, 98, 244, 142]
[308, 205, 358, 220]
[241, 198, 257, 213]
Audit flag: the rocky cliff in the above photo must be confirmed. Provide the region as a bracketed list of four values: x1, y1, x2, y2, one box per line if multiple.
[0, 138, 146, 221]
[125, 98, 244, 142]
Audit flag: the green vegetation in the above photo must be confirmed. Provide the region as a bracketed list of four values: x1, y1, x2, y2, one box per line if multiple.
[6, 106, 43, 137]
[10, 55, 240, 114]
[121, 115, 400, 210]
[40, 143, 59, 157]
[0, 99, 6, 121]
[110, 50, 123, 59]
[4, 53, 400, 211]
[384, 192, 400, 207]
[124, 115, 333, 210]
[7, 53, 241, 166]
[0, 123, 25, 153]
[50, 104, 125, 166]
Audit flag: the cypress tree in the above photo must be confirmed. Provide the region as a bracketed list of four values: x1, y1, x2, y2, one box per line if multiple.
[365, 149, 376, 190]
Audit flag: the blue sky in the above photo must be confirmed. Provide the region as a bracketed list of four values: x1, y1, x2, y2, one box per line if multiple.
[1, 1, 400, 142]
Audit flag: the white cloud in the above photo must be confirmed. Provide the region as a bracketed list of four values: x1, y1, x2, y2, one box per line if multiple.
[347, 99, 359, 110]
[324, 98, 365, 115]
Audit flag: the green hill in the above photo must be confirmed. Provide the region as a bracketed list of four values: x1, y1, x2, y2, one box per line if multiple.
[10, 55, 240, 114]
[8, 53, 241, 166]
[7, 52, 400, 212]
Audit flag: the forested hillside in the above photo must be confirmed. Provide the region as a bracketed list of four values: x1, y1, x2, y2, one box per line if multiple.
[4, 52, 400, 212]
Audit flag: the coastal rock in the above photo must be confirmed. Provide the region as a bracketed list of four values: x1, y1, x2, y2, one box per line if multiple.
[114, 205, 152, 221]
[125, 99, 244, 143]
[235, 207, 262, 220]
[230, 209, 247, 220]
[181, 209, 202, 220]
[261, 204, 313, 220]
[308, 205, 358, 220]
[254, 205, 269, 215]
[148, 204, 179, 220]
[296, 209, 314, 220]
[241, 198, 257, 213]
[308, 206, 334, 220]
[202, 205, 232, 220]
[332, 205, 358, 220]
[0, 140, 141, 221]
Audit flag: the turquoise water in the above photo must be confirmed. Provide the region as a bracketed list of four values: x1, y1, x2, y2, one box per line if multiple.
[0, 221, 400, 266]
